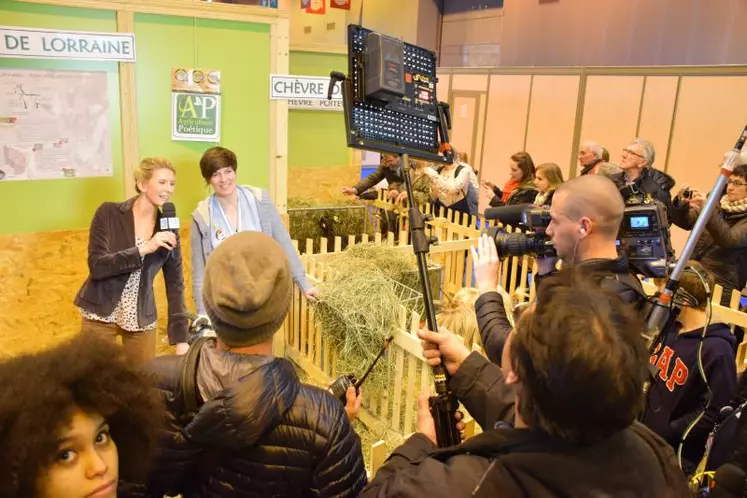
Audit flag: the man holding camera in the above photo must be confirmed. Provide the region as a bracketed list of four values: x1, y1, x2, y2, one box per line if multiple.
[362, 270, 690, 497]
[475, 174, 648, 363]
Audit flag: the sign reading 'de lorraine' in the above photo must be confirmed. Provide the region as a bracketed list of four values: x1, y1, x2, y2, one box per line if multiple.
[270, 74, 342, 112]
[0, 26, 136, 62]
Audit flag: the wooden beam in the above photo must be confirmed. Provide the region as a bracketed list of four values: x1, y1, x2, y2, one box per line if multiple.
[18, 0, 288, 24]
[290, 43, 347, 55]
[269, 17, 290, 214]
[116, 10, 138, 198]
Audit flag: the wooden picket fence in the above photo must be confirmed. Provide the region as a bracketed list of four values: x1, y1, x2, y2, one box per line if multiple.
[280, 188, 747, 477]
[280, 230, 479, 477]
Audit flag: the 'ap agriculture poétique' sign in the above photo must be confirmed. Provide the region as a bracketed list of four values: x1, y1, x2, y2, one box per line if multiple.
[270, 74, 342, 112]
[0, 26, 136, 62]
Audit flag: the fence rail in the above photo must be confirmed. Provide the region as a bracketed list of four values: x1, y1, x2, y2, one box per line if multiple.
[282, 188, 747, 477]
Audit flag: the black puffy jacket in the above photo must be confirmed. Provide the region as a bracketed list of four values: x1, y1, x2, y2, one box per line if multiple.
[145, 340, 367, 497]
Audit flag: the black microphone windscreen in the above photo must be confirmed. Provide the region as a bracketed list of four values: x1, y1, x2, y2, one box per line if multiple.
[711, 464, 747, 497]
[162, 202, 176, 217]
[483, 204, 531, 224]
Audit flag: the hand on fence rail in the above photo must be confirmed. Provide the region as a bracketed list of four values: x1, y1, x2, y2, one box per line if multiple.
[417, 388, 467, 446]
[304, 286, 321, 302]
[418, 327, 471, 376]
[472, 233, 502, 294]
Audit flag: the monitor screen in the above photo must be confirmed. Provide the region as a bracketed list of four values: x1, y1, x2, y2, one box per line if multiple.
[629, 215, 650, 229]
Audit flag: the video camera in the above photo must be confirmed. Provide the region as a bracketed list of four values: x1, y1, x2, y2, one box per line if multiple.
[483, 206, 555, 258]
[617, 201, 673, 278]
[483, 199, 673, 278]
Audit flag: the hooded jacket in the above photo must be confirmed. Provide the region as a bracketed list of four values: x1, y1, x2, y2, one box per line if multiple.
[145, 340, 367, 497]
[642, 322, 737, 471]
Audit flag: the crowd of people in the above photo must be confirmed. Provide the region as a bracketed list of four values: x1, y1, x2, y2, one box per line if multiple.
[2, 137, 747, 496]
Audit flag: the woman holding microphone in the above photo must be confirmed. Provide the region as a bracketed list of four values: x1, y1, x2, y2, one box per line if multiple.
[74, 157, 189, 364]
[190, 147, 318, 314]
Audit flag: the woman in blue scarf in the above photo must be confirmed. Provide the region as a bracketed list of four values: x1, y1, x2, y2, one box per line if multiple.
[190, 147, 318, 314]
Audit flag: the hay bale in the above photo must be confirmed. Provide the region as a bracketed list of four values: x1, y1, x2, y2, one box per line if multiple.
[312, 244, 424, 397]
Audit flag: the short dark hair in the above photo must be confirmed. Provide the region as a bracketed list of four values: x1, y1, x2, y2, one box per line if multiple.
[510, 152, 536, 182]
[200, 146, 238, 182]
[511, 269, 648, 445]
[733, 164, 747, 180]
[0, 334, 162, 497]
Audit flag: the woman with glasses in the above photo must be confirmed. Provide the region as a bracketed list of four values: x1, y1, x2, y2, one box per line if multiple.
[671, 161, 747, 308]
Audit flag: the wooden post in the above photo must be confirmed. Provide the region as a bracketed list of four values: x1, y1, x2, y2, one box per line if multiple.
[117, 10, 138, 198]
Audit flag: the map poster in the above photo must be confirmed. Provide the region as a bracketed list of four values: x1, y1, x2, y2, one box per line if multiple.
[170, 68, 222, 143]
[0, 69, 112, 181]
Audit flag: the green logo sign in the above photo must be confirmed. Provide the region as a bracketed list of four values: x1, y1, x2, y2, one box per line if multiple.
[171, 91, 221, 142]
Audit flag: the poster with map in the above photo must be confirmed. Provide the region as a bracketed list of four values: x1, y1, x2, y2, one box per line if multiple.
[0, 69, 112, 181]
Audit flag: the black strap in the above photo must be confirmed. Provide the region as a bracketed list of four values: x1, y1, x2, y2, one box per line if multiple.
[181, 336, 211, 414]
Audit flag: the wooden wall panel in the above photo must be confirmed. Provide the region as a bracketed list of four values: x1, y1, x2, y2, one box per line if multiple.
[451, 74, 489, 92]
[637, 76, 679, 171]
[666, 76, 747, 255]
[525, 75, 580, 179]
[288, 165, 362, 202]
[451, 94, 479, 168]
[578, 76, 644, 171]
[0, 228, 194, 359]
[437, 73, 451, 105]
[473, 93, 488, 177]
[479, 74, 532, 212]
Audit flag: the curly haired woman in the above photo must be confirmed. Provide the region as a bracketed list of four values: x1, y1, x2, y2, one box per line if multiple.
[0, 334, 162, 497]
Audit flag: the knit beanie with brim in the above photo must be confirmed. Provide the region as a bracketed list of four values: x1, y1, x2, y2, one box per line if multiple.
[202, 231, 292, 347]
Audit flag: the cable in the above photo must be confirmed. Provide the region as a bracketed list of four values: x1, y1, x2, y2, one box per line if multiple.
[676, 266, 714, 471]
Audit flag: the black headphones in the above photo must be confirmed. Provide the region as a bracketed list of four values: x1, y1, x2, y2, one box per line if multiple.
[672, 266, 711, 309]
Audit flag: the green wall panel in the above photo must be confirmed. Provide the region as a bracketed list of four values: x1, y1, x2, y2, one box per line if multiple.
[0, 0, 123, 234]
[288, 51, 350, 169]
[134, 14, 270, 220]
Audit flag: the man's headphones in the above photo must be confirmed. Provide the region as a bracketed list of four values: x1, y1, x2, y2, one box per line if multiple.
[578, 227, 587, 238]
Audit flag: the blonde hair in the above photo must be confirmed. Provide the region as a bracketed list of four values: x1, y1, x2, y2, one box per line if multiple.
[437, 288, 480, 349]
[536, 163, 564, 190]
[134, 157, 175, 193]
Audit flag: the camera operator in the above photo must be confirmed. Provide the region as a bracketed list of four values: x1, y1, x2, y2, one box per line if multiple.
[474, 175, 647, 364]
[611, 138, 675, 207]
[361, 270, 690, 498]
[670, 161, 747, 308]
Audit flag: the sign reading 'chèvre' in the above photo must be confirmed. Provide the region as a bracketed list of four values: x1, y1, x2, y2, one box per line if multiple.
[270, 74, 342, 112]
[0, 26, 136, 62]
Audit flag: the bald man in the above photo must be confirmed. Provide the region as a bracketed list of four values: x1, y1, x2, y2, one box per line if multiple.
[538, 174, 646, 304]
[475, 175, 648, 365]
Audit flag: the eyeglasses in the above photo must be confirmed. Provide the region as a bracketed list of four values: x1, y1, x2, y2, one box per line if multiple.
[727, 180, 747, 188]
[622, 148, 645, 160]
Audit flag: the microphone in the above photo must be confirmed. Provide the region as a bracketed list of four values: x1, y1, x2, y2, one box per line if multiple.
[483, 204, 532, 223]
[160, 202, 180, 233]
[711, 464, 747, 498]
